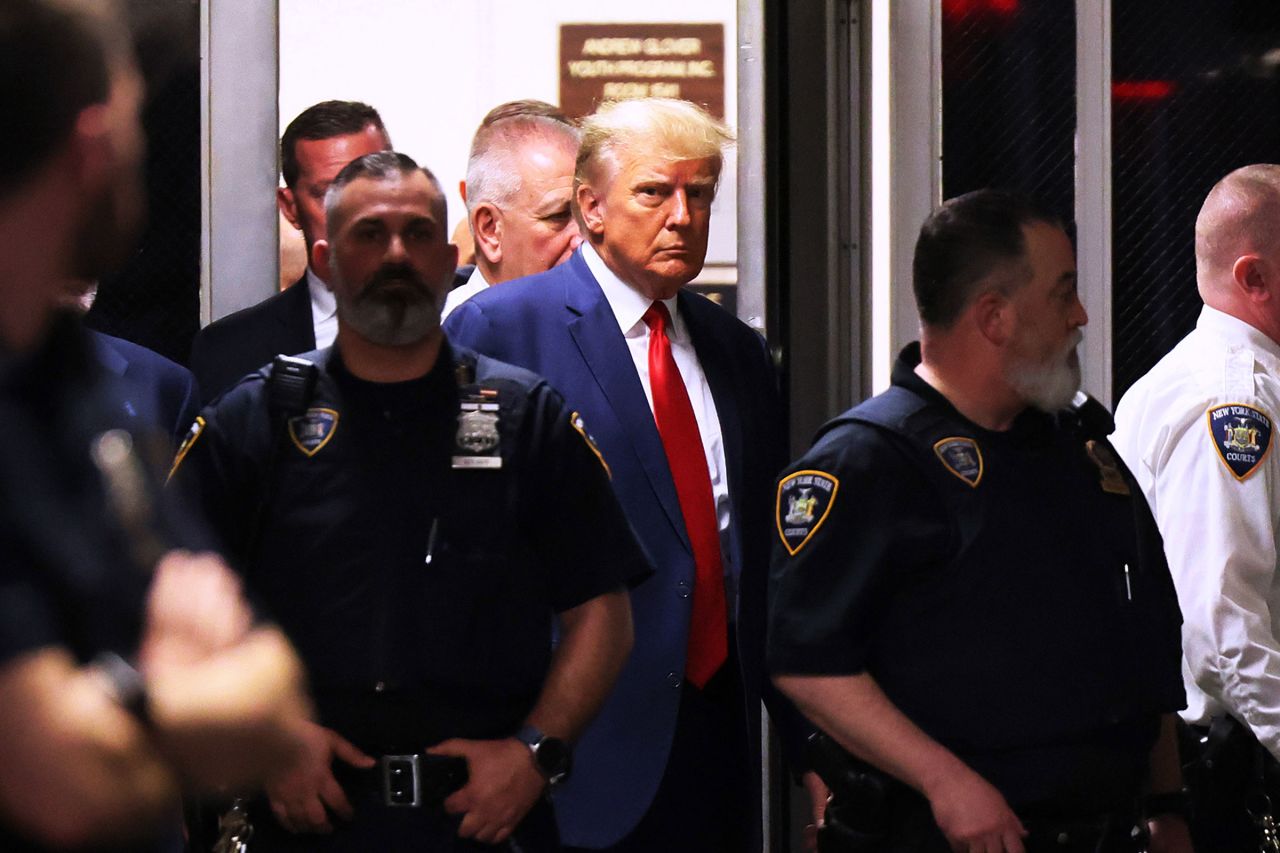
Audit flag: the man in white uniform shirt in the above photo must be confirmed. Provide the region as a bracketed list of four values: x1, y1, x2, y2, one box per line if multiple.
[1113, 163, 1280, 849]
[443, 101, 582, 319]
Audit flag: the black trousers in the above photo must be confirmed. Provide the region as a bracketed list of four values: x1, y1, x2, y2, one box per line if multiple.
[243, 793, 560, 853]
[565, 660, 755, 853]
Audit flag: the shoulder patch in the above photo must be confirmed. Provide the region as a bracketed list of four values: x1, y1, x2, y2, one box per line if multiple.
[933, 436, 983, 487]
[1207, 403, 1273, 481]
[776, 470, 839, 556]
[288, 408, 339, 457]
[167, 416, 206, 481]
[570, 411, 611, 479]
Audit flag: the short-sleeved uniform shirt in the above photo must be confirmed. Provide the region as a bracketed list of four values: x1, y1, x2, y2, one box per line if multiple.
[1114, 306, 1280, 755]
[0, 317, 193, 853]
[768, 344, 1185, 813]
[172, 340, 650, 750]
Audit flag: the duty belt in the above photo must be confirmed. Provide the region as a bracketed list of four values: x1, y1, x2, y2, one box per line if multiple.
[341, 753, 469, 808]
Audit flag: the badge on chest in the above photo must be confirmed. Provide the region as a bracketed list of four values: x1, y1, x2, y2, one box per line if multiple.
[1085, 440, 1131, 496]
[933, 436, 983, 487]
[453, 391, 502, 470]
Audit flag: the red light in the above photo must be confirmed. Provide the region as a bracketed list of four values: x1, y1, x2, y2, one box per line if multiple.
[1112, 80, 1177, 101]
[943, 0, 1018, 16]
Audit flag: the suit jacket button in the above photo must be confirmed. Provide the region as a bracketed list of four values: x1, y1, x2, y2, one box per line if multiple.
[677, 581, 690, 599]
[666, 671, 682, 688]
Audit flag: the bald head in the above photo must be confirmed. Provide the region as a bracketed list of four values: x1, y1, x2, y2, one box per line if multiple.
[1195, 165, 1280, 302]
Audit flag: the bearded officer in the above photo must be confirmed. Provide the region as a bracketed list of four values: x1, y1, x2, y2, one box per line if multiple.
[171, 151, 645, 851]
[768, 190, 1191, 853]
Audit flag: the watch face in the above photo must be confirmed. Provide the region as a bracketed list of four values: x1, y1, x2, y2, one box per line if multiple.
[535, 737, 571, 780]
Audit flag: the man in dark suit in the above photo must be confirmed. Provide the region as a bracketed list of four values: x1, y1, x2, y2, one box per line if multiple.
[188, 101, 390, 403]
[446, 97, 810, 853]
[92, 331, 200, 446]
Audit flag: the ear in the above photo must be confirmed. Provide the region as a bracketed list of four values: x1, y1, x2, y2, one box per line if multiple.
[577, 182, 605, 238]
[278, 187, 303, 232]
[1232, 254, 1273, 303]
[311, 239, 332, 282]
[972, 290, 1014, 347]
[68, 103, 114, 194]
[458, 179, 467, 205]
[471, 204, 503, 265]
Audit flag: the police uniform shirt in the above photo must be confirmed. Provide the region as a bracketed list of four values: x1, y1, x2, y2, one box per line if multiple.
[1113, 305, 1280, 755]
[767, 344, 1184, 812]
[0, 316, 187, 853]
[172, 340, 649, 750]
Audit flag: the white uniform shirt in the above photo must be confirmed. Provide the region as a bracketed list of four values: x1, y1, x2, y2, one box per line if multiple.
[1113, 305, 1280, 756]
[307, 268, 337, 349]
[442, 267, 490, 321]
[581, 243, 736, 582]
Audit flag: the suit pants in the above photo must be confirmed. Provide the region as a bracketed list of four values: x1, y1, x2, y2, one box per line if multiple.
[566, 655, 755, 853]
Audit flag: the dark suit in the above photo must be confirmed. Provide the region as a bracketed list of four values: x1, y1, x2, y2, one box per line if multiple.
[189, 276, 315, 406]
[191, 269, 477, 406]
[445, 249, 791, 851]
[91, 330, 201, 446]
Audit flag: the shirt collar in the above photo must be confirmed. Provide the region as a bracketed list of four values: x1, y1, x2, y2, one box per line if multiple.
[306, 267, 336, 321]
[1197, 305, 1280, 362]
[464, 266, 490, 290]
[581, 243, 682, 341]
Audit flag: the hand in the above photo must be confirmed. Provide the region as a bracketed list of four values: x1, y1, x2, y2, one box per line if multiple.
[1147, 813, 1194, 853]
[265, 721, 375, 834]
[925, 767, 1027, 853]
[138, 550, 253, 672]
[428, 737, 546, 844]
[801, 770, 830, 853]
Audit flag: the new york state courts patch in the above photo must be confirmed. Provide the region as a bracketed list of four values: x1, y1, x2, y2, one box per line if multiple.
[776, 470, 839, 556]
[1208, 403, 1272, 481]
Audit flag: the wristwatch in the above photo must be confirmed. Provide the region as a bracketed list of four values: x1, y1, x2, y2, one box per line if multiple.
[515, 724, 572, 786]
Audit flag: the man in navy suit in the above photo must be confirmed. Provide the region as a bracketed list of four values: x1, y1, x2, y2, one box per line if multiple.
[189, 101, 391, 404]
[92, 330, 200, 446]
[446, 98, 809, 853]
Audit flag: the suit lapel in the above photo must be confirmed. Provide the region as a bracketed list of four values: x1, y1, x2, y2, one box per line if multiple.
[563, 256, 691, 553]
[680, 291, 747, 568]
[282, 276, 318, 351]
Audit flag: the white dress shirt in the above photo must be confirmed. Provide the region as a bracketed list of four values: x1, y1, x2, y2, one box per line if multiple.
[1113, 305, 1280, 757]
[307, 268, 337, 349]
[442, 267, 491, 321]
[581, 243, 735, 576]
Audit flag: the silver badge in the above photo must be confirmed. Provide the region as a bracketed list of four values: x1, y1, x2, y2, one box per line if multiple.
[456, 409, 499, 453]
[453, 400, 502, 469]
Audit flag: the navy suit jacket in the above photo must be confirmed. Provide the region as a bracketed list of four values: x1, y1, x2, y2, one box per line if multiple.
[92, 331, 201, 446]
[189, 276, 314, 407]
[445, 250, 792, 848]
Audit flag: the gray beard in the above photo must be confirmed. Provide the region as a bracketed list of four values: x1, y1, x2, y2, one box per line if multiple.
[1006, 333, 1083, 413]
[338, 284, 441, 347]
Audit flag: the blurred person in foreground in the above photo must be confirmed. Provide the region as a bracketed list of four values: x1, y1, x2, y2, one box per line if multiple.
[0, 0, 309, 850]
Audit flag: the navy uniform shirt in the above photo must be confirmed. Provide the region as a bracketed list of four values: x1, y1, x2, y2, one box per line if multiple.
[768, 344, 1185, 813]
[0, 316, 196, 853]
[172, 340, 650, 752]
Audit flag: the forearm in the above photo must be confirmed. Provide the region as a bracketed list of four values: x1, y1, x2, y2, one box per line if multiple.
[148, 626, 310, 790]
[525, 590, 632, 740]
[0, 650, 178, 848]
[774, 672, 974, 798]
[1147, 714, 1184, 795]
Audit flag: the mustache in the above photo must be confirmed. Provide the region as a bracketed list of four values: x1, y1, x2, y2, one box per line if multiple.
[365, 263, 428, 293]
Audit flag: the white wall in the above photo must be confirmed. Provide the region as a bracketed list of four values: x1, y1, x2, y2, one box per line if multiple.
[279, 0, 738, 272]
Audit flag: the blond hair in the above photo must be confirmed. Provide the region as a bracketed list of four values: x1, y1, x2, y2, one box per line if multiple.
[575, 98, 734, 186]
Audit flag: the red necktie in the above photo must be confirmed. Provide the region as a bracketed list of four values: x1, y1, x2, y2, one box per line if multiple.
[642, 301, 727, 688]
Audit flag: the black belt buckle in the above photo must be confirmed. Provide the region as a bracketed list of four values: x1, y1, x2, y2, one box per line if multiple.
[380, 754, 422, 807]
